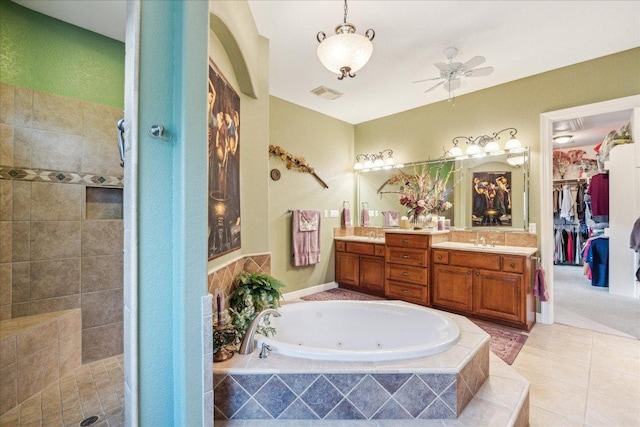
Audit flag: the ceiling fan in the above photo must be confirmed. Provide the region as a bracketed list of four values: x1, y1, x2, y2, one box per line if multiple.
[413, 47, 494, 100]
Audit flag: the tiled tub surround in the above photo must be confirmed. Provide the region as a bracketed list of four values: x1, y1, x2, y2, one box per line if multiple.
[0, 309, 81, 415]
[213, 312, 529, 423]
[0, 83, 124, 363]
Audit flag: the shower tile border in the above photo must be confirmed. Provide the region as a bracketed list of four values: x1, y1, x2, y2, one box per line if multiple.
[0, 166, 123, 188]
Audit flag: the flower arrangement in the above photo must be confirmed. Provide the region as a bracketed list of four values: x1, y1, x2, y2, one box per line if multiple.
[388, 159, 460, 217]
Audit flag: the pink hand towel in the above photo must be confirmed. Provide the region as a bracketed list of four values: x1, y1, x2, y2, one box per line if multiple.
[534, 267, 549, 302]
[361, 208, 370, 226]
[292, 210, 321, 266]
[342, 208, 352, 227]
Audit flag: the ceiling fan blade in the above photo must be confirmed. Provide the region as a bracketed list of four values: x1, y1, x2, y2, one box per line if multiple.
[412, 76, 443, 84]
[433, 62, 450, 72]
[465, 66, 494, 77]
[424, 80, 445, 93]
[443, 79, 461, 92]
[462, 55, 485, 70]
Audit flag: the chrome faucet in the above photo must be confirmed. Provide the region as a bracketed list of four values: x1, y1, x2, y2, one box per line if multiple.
[239, 308, 281, 355]
[479, 236, 486, 247]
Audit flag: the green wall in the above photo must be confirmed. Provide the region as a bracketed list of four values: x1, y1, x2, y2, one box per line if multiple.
[0, 0, 125, 108]
[268, 97, 355, 291]
[354, 47, 640, 237]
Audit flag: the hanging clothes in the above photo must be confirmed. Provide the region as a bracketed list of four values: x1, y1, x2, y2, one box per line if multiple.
[583, 236, 609, 287]
[588, 172, 609, 217]
[559, 185, 574, 221]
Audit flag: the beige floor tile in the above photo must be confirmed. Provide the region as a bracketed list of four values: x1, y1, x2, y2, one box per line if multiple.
[513, 366, 587, 423]
[529, 322, 595, 345]
[585, 388, 640, 427]
[592, 331, 640, 352]
[591, 345, 640, 377]
[588, 365, 640, 402]
[474, 375, 528, 411]
[512, 345, 590, 387]
[522, 331, 592, 364]
[528, 404, 583, 427]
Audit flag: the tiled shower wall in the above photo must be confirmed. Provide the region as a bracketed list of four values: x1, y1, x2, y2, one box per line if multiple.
[0, 83, 124, 363]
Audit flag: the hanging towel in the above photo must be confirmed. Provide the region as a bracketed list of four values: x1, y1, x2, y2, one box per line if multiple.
[533, 267, 549, 302]
[291, 210, 321, 267]
[361, 208, 370, 226]
[342, 207, 352, 227]
[384, 210, 400, 227]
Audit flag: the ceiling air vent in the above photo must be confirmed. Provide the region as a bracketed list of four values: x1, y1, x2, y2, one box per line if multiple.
[311, 86, 343, 100]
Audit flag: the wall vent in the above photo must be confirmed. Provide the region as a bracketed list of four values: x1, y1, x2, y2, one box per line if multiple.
[311, 86, 343, 100]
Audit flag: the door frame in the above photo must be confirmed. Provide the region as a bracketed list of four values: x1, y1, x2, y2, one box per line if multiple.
[539, 95, 640, 324]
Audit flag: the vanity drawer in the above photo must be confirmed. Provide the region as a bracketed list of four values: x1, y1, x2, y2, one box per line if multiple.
[346, 242, 375, 256]
[374, 244, 385, 257]
[386, 280, 428, 305]
[432, 250, 449, 264]
[336, 241, 346, 251]
[386, 263, 428, 285]
[502, 256, 524, 273]
[386, 246, 427, 267]
[385, 233, 429, 249]
[449, 251, 501, 271]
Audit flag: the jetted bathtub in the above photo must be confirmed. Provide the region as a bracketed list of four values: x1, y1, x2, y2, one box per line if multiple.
[255, 300, 460, 361]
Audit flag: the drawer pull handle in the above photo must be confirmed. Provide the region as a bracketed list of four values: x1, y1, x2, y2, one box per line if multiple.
[437, 255, 442, 260]
[509, 262, 516, 268]
[401, 289, 409, 293]
[401, 239, 409, 243]
[475, 271, 480, 277]
[467, 271, 472, 275]
[401, 272, 409, 276]
[402, 254, 409, 259]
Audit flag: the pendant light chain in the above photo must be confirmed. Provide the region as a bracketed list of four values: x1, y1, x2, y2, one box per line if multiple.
[343, 0, 348, 24]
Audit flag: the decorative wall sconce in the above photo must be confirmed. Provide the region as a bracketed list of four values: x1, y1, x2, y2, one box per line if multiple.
[354, 149, 398, 171]
[316, 0, 375, 80]
[447, 127, 524, 159]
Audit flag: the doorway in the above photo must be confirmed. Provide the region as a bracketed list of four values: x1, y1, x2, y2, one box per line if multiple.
[540, 95, 640, 337]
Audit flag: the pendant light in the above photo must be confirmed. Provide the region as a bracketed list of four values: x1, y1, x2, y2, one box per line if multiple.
[316, 0, 375, 80]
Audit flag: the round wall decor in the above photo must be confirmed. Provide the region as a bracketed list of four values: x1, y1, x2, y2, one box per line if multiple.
[270, 168, 281, 181]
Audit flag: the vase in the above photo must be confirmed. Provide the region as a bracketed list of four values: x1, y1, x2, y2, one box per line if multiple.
[411, 215, 424, 230]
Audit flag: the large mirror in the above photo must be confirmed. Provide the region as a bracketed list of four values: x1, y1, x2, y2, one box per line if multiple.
[356, 148, 529, 230]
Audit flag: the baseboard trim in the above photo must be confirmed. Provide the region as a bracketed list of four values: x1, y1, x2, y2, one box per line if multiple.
[283, 282, 338, 301]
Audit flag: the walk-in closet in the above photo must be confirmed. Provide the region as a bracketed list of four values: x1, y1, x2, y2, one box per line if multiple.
[551, 108, 640, 338]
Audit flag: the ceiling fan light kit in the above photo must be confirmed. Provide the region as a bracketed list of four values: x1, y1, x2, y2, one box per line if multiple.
[316, 0, 375, 80]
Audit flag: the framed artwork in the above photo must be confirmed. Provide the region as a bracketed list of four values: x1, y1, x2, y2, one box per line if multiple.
[208, 58, 241, 260]
[471, 171, 512, 227]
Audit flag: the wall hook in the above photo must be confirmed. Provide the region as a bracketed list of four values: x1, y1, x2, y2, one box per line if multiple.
[148, 124, 173, 142]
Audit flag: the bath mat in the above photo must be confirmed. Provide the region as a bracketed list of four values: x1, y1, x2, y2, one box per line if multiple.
[470, 319, 529, 365]
[300, 287, 383, 301]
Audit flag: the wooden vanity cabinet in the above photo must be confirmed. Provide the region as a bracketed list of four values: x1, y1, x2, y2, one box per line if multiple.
[432, 249, 535, 331]
[384, 233, 432, 306]
[335, 240, 385, 296]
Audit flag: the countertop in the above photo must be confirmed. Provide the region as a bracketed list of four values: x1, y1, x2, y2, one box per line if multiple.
[431, 241, 538, 256]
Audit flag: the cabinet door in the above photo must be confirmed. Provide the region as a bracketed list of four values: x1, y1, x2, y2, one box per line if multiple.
[359, 255, 385, 294]
[336, 251, 360, 287]
[432, 264, 473, 312]
[474, 269, 523, 324]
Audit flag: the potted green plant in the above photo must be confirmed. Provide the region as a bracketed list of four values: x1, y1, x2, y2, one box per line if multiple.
[213, 272, 284, 357]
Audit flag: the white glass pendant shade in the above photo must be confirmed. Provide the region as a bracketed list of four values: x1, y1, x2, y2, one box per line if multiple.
[353, 162, 363, 170]
[363, 159, 374, 169]
[466, 143, 481, 155]
[385, 156, 395, 166]
[484, 139, 500, 153]
[448, 146, 463, 157]
[317, 32, 373, 75]
[373, 157, 384, 167]
[504, 137, 522, 151]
